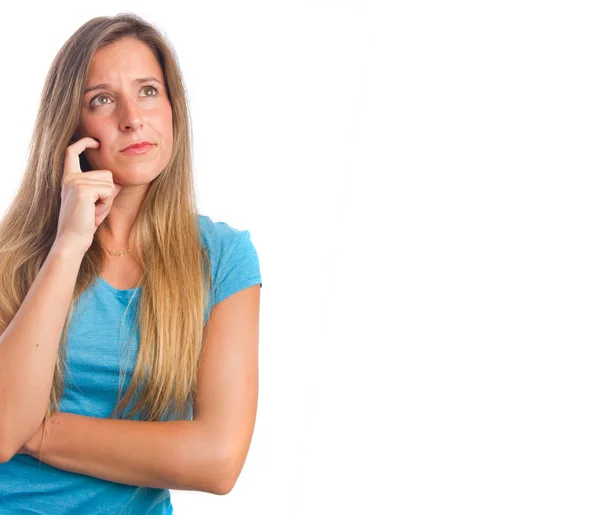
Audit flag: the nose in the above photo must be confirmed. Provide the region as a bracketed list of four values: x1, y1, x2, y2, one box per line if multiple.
[118, 97, 143, 132]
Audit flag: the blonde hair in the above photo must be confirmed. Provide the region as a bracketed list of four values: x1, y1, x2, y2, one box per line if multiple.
[0, 13, 212, 456]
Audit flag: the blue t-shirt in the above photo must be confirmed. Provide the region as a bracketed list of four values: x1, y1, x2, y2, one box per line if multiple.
[0, 215, 262, 514]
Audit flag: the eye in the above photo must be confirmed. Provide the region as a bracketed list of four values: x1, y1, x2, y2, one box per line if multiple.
[141, 85, 159, 96]
[89, 93, 111, 108]
[88, 85, 159, 108]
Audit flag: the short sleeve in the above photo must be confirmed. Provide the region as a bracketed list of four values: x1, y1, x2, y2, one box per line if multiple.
[212, 229, 262, 307]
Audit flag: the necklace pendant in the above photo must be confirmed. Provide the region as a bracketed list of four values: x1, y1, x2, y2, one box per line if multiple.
[107, 248, 130, 257]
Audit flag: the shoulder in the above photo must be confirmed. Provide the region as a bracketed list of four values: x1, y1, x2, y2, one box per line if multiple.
[197, 214, 254, 264]
[197, 214, 248, 247]
[196, 214, 262, 309]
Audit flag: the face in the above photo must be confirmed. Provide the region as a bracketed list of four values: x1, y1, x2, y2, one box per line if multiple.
[75, 37, 173, 186]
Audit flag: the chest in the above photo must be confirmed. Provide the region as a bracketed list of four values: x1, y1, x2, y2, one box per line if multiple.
[61, 285, 142, 419]
[100, 259, 143, 290]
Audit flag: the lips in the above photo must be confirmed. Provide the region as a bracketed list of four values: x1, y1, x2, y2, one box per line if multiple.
[121, 141, 153, 152]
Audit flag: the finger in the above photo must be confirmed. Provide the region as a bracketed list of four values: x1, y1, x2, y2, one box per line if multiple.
[94, 183, 118, 208]
[63, 137, 100, 182]
[95, 196, 115, 226]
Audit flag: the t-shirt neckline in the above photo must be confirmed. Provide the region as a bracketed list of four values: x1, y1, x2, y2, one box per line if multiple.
[96, 276, 140, 297]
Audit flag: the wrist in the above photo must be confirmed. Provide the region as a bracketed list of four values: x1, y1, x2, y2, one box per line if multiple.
[50, 241, 87, 261]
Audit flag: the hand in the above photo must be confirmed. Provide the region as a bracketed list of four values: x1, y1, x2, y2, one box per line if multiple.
[53, 137, 123, 256]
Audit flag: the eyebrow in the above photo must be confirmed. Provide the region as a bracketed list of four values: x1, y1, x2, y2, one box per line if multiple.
[84, 77, 162, 95]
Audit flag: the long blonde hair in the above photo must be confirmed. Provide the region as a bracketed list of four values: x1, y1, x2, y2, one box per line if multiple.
[0, 13, 211, 454]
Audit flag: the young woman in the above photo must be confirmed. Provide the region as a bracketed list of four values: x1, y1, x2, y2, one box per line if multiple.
[0, 13, 262, 513]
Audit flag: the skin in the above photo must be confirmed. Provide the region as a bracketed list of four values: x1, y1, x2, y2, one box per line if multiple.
[73, 37, 174, 250]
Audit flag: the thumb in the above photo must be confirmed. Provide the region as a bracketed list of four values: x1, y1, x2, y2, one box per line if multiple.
[114, 183, 124, 197]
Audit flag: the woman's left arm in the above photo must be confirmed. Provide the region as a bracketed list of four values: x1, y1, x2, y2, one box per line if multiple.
[21, 283, 260, 495]
[21, 411, 225, 493]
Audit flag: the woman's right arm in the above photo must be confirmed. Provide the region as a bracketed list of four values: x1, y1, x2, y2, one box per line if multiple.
[0, 137, 121, 463]
[0, 243, 85, 463]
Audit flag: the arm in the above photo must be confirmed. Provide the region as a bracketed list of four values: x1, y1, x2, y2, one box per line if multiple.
[192, 283, 261, 493]
[22, 411, 226, 494]
[22, 283, 260, 494]
[0, 244, 85, 462]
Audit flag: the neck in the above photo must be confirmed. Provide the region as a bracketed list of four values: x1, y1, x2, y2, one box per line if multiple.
[103, 246, 131, 256]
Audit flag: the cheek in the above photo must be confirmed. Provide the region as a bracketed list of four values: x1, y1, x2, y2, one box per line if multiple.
[161, 105, 173, 136]
[79, 122, 107, 146]
[163, 121, 173, 141]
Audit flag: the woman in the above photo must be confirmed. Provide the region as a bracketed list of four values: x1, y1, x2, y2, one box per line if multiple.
[0, 13, 262, 513]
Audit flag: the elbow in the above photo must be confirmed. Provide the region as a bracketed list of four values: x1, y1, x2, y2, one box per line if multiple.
[211, 468, 236, 496]
[0, 441, 16, 464]
[212, 480, 234, 496]
[185, 444, 238, 495]
[0, 449, 13, 464]
[213, 476, 238, 496]
[0, 426, 17, 464]
[211, 450, 242, 495]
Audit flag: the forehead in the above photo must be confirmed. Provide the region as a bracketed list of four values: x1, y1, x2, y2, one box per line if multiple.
[87, 38, 162, 81]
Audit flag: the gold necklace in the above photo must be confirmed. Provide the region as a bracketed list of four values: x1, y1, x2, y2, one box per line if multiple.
[106, 247, 131, 257]
[100, 244, 131, 257]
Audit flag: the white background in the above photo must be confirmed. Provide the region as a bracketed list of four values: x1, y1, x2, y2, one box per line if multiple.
[1, 1, 599, 513]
